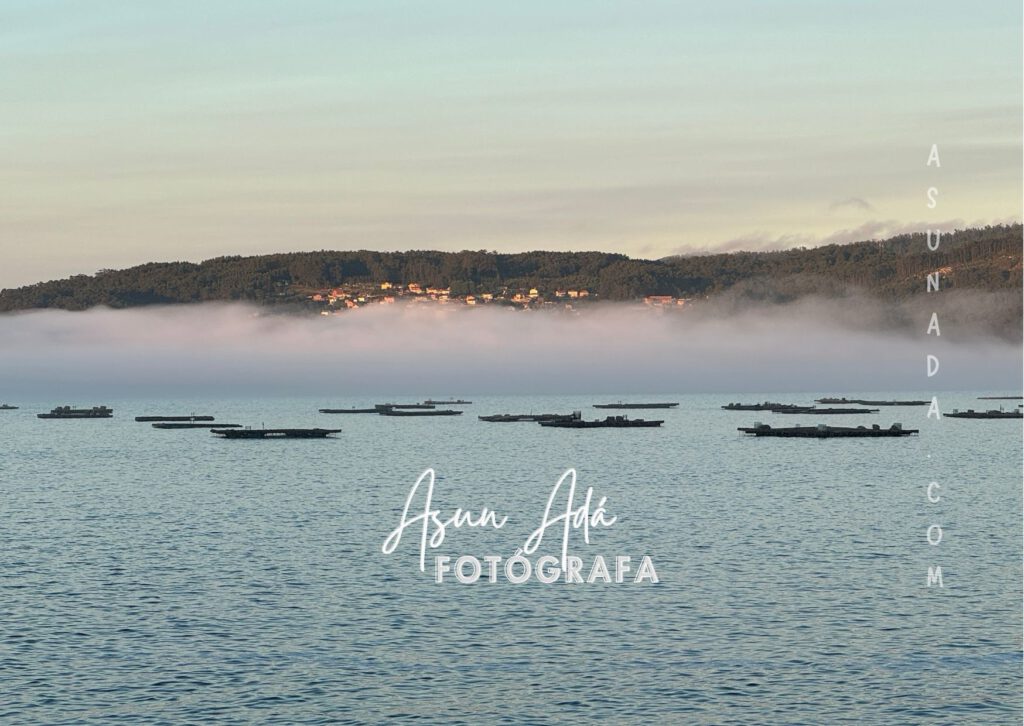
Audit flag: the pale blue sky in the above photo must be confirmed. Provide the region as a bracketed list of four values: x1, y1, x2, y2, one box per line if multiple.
[1, 1, 1020, 287]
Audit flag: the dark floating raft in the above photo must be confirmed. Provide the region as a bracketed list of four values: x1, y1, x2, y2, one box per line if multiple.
[153, 422, 242, 429]
[593, 402, 678, 409]
[0, 404, 18, 410]
[212, 428, 341, 438]
[977, 396, 1023, 400]
[774, 407, 879, 415]
[815, 397, 928, 406]
[38, 405, 113, 419]
[136, 415, 215, 422]
[319, 407, 379, 414]
[479, 413, 576, 422]
[540, 414, 663, 428]
[376, 403, 435, 410]
[379, 409, 463, 417]
[424, 399, 472, 405]
[739, 423, 918, 438]
[722, 402, 811, 412]
[944, 409, 1022, 419]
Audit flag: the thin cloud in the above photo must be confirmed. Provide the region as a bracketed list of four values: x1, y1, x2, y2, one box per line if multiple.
[829, 197, 875, 212]
[676, 217, 1021, 256]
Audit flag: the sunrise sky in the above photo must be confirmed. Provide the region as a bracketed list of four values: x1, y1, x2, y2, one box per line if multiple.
[1, 1, 1020, 289]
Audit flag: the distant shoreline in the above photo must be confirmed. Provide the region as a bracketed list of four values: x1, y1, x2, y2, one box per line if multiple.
[1, 225, 1019, 316]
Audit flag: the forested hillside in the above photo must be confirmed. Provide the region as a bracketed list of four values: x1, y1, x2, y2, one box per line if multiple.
[0, 225, 1019, 312]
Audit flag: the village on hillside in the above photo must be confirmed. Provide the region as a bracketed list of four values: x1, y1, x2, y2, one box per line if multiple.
[303, 281, 694, 315]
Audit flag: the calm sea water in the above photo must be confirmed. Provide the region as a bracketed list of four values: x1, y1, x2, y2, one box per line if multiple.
[1, 392, 1020, 724]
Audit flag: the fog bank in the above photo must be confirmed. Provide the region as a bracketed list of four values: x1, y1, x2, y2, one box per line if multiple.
[0, 301, 1019, 398]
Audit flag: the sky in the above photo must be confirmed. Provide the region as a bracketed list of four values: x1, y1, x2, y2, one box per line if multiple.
[1, 1, 1021, 289]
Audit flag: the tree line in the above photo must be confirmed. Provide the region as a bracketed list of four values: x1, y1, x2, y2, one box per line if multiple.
[0, 224, 1019, 312]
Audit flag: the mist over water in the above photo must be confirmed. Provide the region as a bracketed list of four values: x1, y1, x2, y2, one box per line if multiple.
[2, 303, 1021, 723]
[0, 301, 1019, 398]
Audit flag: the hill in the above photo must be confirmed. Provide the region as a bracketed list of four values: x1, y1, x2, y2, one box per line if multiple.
[0, 224, 1019, 313]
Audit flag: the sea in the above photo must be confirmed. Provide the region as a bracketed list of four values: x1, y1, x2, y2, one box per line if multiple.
[2, 391, 1021, 724]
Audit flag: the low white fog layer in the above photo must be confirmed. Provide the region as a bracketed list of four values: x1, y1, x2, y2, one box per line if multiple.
[0, 302, 1019, 397]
